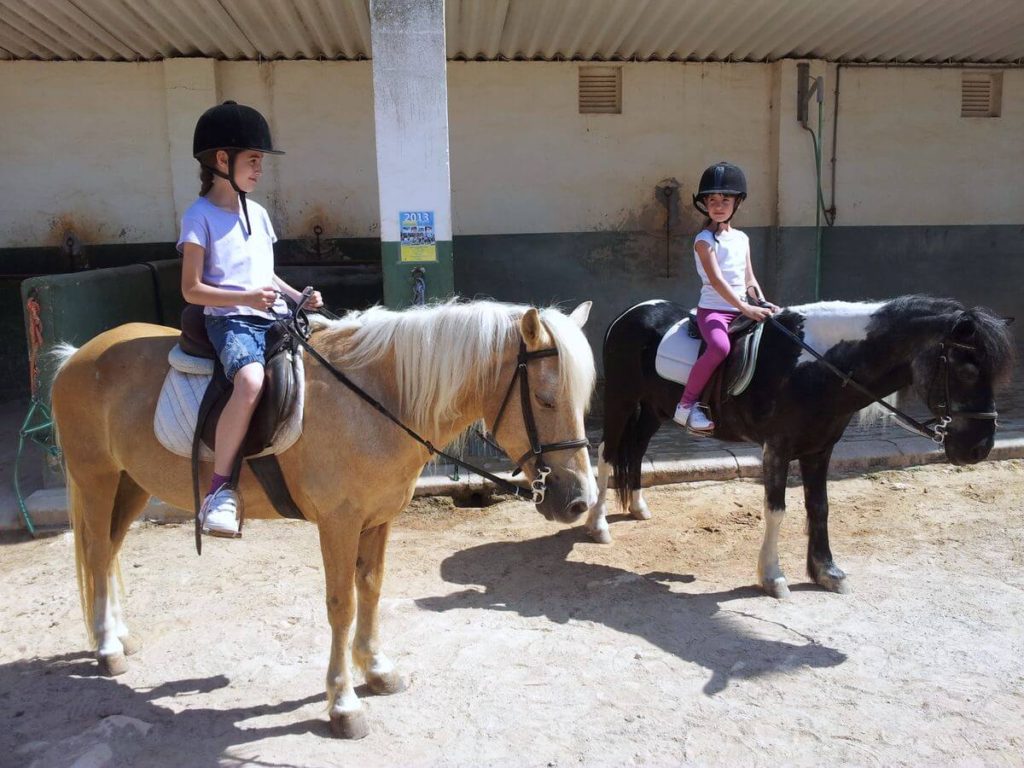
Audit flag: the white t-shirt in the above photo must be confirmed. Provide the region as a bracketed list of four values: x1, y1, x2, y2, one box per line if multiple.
[176, 196, 285, 318]
[693, 228, 749, 312]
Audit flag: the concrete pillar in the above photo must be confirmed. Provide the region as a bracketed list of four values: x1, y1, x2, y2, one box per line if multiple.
[370, 0, 454, 307]
[163, 59, 217, 229]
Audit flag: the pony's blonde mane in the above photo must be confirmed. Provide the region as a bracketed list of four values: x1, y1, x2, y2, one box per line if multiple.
[310, 300, 595, 434]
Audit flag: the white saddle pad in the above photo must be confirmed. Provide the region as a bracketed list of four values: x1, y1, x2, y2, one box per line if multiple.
[154, 344, 305, 462]
[654, 316, 701, 386]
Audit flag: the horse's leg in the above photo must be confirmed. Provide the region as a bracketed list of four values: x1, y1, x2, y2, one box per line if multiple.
[108, 474, 152, 656]
[68, 468, 132, 674]
[317, 515, 369, 739]
[585, 441, 614, 543]
[800, 449, 850, 594]
[757, 448, 791, 599]
[627, 403, 661, 521]
[352, 522, 407, 695]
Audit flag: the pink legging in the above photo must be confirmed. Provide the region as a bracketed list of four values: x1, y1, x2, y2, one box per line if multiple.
[680, 308, 739, 408]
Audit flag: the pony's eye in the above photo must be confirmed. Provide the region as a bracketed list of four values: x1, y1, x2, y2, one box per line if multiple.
[535, 395, 556, 409]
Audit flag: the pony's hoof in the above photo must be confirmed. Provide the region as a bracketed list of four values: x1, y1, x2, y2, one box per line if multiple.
[761, 577, 791, 599]
[367, 670, 408, 696]
[812, 563, 850, 594]
[330, 710, 370, 740]
[98, 653, 129, 676]
[120, 635, 142, 656]
[587, 526, 612, 544]
[629, 504, 651, 521]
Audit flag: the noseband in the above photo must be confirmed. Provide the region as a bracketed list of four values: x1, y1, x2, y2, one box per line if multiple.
[478, 340, 591, 503]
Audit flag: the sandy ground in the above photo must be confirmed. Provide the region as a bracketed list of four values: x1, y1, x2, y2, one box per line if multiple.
[1, 460, 1023, 768]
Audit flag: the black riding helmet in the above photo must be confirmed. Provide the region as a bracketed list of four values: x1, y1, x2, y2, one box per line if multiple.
[193, 101, 284, 235]
[692, 161, 747, 221]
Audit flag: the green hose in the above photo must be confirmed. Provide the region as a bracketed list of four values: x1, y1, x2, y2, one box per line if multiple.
[13, 398, 62, 536]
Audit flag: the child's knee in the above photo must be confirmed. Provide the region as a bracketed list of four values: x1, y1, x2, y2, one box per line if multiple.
[232, 363, 265, 400]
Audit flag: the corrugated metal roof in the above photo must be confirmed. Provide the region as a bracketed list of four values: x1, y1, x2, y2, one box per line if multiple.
[1, 0, 1022, 64]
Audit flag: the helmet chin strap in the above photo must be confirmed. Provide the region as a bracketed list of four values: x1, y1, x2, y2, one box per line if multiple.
[200, 151, 253, 236]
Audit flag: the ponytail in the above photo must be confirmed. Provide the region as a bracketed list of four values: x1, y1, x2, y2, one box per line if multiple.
[196, 149, 218, 196]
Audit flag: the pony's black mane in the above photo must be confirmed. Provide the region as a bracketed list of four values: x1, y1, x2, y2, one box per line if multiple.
[868, 295, 1015, 385]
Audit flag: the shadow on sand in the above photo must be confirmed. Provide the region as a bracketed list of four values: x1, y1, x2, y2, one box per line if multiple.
[0, 652, 329, 767]
[416, 526, 847, 695]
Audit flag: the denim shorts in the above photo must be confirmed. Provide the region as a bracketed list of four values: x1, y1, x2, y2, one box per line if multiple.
[205, 315, 274, 382]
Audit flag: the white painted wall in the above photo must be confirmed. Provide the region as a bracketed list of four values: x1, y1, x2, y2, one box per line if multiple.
[448, 61, 774, 234]
[0, 59, 1020, 249]
[0, 61, 175, 247]
[832, 66, 1024, 226]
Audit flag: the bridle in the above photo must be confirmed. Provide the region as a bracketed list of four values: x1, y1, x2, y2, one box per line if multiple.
[475, 341, 591, 502]
[921, 337, 999, 441]
[765, 310, 998, 445]
[279, 294, 588, 504]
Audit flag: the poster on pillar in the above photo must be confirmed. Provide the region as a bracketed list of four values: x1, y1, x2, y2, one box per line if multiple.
[399, 211, 437, 262]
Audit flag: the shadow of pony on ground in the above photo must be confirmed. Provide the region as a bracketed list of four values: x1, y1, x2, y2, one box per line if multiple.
[415, 527, 847, 695]
[0, 652, 325, 767]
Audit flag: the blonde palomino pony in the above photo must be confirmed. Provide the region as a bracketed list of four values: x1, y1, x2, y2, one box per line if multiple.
[51, 299, 597, 739]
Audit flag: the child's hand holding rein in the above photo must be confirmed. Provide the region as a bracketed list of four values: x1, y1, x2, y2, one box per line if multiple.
[244, 285, 279, 311]
[741, 303, 775, 322]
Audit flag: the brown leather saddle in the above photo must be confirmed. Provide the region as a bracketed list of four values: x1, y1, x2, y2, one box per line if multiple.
[179, 304, 301, 457]
[180, 304, 309, 552]
[686, 310, 766, 401]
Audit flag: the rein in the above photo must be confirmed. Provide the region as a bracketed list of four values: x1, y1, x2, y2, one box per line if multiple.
[764, 310, 998, 445]
[275, 293, 587, 503]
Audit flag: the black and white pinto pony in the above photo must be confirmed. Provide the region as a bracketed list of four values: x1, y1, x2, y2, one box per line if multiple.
[586, 295, 1014, 598]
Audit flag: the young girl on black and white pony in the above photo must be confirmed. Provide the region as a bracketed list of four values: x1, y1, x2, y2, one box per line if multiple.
[178, 101, 323, 538]
[673, 162, 778, 434]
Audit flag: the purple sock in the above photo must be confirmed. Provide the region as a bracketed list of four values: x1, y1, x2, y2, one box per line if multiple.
[209, 472, 230, 495]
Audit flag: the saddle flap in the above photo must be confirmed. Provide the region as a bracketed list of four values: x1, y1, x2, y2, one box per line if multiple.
[724, 320, 765, 396]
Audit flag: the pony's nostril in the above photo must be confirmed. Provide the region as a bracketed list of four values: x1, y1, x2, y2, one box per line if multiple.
[568, 499, 588, 519]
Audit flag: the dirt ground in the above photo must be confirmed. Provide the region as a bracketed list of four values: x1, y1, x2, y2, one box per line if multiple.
[1, 460, 1023, 768]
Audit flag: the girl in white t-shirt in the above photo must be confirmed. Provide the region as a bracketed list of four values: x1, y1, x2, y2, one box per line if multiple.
[178, 101, 323, 538]
[673, 162, 778, 434]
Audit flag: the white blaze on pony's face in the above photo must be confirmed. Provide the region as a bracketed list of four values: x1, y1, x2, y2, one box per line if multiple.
[789, 300, 886, 362]
[505, 302, 597, 523]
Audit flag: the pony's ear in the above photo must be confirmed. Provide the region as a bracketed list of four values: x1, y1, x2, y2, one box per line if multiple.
[520, 307, 545, 348]
[568, 301, 592, 329]
[1003, 316, 1015, 326]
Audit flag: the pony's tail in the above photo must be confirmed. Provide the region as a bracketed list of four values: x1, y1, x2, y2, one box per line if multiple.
[68, 476, 96, 646]
[610, 404, 645, 511]
[46, 343, 96, 643]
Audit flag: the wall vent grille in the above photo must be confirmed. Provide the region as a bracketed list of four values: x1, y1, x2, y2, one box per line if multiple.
[961, 72, 1002, 117]
[579, 67, 621, 114]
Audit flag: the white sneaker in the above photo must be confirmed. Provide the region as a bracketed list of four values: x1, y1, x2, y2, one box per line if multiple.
[673, 403, 692, 427]
[686, 405, 715, 434]
[199, 485, 242, 538]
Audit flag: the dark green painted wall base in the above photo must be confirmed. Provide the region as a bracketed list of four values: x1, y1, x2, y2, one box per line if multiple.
[454, 225, 1023, 374]
[2, 225, 1020, 398]
[0, 239, 383, 400]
